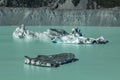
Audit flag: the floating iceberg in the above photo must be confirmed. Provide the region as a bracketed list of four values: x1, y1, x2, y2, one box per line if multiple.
[13, 24, 48, 40]
[24, 53, 78, 67]
[52, 35, 108, 44]
[13, 25, 108, 44]
[47, 27, 108, 44]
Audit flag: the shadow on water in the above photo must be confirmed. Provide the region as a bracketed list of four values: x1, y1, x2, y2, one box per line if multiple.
[24, 64, 52, 72]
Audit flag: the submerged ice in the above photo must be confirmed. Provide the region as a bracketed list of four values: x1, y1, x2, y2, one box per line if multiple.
[13, 25, 108, 44]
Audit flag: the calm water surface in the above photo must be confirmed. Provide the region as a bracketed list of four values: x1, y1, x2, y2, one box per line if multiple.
[0, 26, 120, 80]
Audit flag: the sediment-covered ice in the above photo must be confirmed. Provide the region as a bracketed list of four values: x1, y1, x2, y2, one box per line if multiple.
[24, 53, 78, 67]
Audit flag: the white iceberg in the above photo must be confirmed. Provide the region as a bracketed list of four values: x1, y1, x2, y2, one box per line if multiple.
[13, 24, 48, 40]
[51, 35, 108, 44]
[49, 28, 108, 44]
[13, 25, 108, 44]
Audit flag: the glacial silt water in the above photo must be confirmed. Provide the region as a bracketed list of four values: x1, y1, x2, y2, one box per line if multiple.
[0, 26, 120, 80]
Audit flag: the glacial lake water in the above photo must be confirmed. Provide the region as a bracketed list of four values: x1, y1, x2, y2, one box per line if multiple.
[0, 26, 120, 80]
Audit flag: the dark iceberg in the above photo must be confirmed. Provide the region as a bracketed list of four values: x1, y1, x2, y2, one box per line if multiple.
[46, 28, 69, 38]
[24, 53, 78, 67]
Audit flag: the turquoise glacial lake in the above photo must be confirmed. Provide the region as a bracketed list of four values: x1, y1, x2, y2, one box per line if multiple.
[0, 26, 120, 80]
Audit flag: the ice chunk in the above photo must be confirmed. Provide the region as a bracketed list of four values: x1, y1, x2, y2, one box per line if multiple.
[24, 53, 78, 67]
